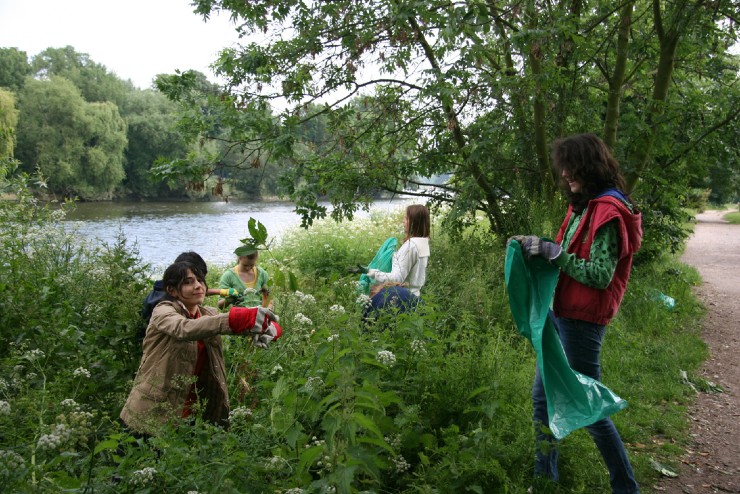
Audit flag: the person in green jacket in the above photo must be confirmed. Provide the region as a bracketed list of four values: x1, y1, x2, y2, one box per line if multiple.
[218, 250, 271, 309]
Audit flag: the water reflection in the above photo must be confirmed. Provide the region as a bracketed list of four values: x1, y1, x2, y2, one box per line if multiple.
[63, 199, 412, 272]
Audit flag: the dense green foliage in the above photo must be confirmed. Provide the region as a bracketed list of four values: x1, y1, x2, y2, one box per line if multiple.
[1, 163, 711, 492]
[153, 0, 740, 254]
[0, 45, 289, 201]
[15, 76, 127, 200]
[0, 47, 31, 92]
[0, 87, 18, 158]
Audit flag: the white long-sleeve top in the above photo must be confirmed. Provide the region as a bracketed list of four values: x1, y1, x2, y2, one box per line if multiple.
[367, 237, 430, 296]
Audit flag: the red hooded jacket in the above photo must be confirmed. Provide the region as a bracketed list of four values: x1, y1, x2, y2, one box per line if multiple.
[553, 195, 642, 325]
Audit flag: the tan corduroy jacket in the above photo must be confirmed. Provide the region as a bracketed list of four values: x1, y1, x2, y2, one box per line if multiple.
[120, 300, 235, 435]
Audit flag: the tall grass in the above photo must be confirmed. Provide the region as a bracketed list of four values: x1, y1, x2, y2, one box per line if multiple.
[0, 171, 709, 493]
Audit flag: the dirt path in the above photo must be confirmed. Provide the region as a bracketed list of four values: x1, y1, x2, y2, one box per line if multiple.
[654, 210, 740, 493]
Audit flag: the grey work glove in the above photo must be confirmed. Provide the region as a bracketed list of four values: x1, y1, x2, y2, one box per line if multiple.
[252, 322, 281, 349]
[366, 268, 383, 279]
[508, 235, 562, 261]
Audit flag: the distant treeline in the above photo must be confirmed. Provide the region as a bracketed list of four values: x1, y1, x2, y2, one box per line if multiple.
[0, 46, 288, 201]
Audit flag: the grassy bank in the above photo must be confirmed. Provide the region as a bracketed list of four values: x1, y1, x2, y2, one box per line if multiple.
[0, 197, 709, 492]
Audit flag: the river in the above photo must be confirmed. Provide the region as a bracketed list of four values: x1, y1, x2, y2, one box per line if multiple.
[62, 199, 413, 272]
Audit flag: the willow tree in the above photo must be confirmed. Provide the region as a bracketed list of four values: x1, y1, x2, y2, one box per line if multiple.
[156, 0, 737, 238]
[0, 88, 19, 158]
[15, 76, 127, 200]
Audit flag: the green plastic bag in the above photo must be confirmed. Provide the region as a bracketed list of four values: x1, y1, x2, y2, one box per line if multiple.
[357, 237, 398, 295]
[504, 240, 627, 439]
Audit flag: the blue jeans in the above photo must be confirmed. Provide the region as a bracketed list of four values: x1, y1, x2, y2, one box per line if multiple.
[363, 286, 419, 321]
[532, 312, 640, 494]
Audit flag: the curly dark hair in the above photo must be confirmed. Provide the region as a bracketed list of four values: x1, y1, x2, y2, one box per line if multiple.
[551, 133, 631, 213]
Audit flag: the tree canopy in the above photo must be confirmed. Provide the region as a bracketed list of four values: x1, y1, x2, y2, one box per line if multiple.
[15, 76, 127, 200]
[0, 47, 31, 92]
[151, 0, 739, 246]
[0, 88, 18, 158]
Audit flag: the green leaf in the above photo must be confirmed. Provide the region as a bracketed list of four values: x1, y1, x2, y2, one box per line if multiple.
[288, 271, 299, 291]
[273, 269, 286, 289]
[297, 445, 324, 474]
[248, 217, 269, 244]
[93, 439, 120, 455]
[234, 243, 258, 256]
[467, 385, 492, 400]
[357, 436, 395, 454]
[352, 412, 384, 440]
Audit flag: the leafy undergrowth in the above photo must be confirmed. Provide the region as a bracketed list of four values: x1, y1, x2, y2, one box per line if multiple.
[0, 180, 708, 492]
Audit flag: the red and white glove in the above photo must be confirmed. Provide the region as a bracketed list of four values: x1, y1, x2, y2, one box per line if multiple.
[253, 322, 282, 349]
[228, 307, 283, 349]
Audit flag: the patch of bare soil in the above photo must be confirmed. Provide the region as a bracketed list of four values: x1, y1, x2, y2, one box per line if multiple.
[654, 210, 740, 493]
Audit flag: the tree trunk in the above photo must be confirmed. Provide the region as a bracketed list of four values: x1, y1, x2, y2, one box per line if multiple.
[603, 1, 634, 150]
[625, 35, 679, 192]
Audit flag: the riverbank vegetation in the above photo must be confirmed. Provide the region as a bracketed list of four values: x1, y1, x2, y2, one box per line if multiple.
[1, 0, 737, 491]
[1, 162, 709, 492]
[0, 46, 281, 202]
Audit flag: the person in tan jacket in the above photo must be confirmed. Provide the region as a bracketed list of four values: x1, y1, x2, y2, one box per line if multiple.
[120, 260, 282, 436]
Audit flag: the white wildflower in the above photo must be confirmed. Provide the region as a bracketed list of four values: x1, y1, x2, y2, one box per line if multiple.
[326, 334, 339, 343]
[410, 339, 427, 355]
[356, 294, 372, 308]
[0, 378, 8, 392]
[305, 376, 324, 392]
[393, 455, 411, 473]
[37, 424, 72, 451]
[385, 434, 402, 449]
[60, 398, 79, 410]
[294, 291, 316, 304]
[329, 304, 345, 313]
[131, 467, 157, 486]
[266, 455, 289, 470]
[284, 489, 305, 494]
[294, 313, 313, 326]
[24, 349, 45, 361]
[310, 436, 325, 447]
[0, 450, 25, 478]
[376, 350, 397, 367]
[229, 406, 253, 421]
[0, 400, 10, 416]
[73, 367, 91, 378]
[271, 364, 283, 375]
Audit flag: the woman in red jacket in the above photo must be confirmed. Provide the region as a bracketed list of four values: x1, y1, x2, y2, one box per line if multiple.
[512, 134, 642, 493]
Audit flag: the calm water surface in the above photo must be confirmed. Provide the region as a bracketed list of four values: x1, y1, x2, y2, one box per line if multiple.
[63, 199, 412, 272]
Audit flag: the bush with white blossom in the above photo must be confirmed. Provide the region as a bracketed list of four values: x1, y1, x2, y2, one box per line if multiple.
[0, 450, 25, 480]
[376, 350, 397, 367]
[131, 467, 158, 486]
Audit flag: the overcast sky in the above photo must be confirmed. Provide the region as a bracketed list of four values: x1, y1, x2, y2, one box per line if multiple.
[0, 0, 241, 89]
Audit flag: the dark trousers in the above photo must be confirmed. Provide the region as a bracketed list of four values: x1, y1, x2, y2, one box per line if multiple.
[532, 312, 639, 494]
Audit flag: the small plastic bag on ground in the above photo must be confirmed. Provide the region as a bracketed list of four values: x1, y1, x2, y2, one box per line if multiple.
[504, 240, 627, 439]
[357, 237, 398, 295]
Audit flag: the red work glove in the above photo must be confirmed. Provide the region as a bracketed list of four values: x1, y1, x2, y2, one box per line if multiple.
[228, 307, 282, 348]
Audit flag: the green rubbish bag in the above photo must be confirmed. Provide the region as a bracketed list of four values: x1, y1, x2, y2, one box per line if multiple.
[504, 240, 627, 439]
[357, 237, 398, 295]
